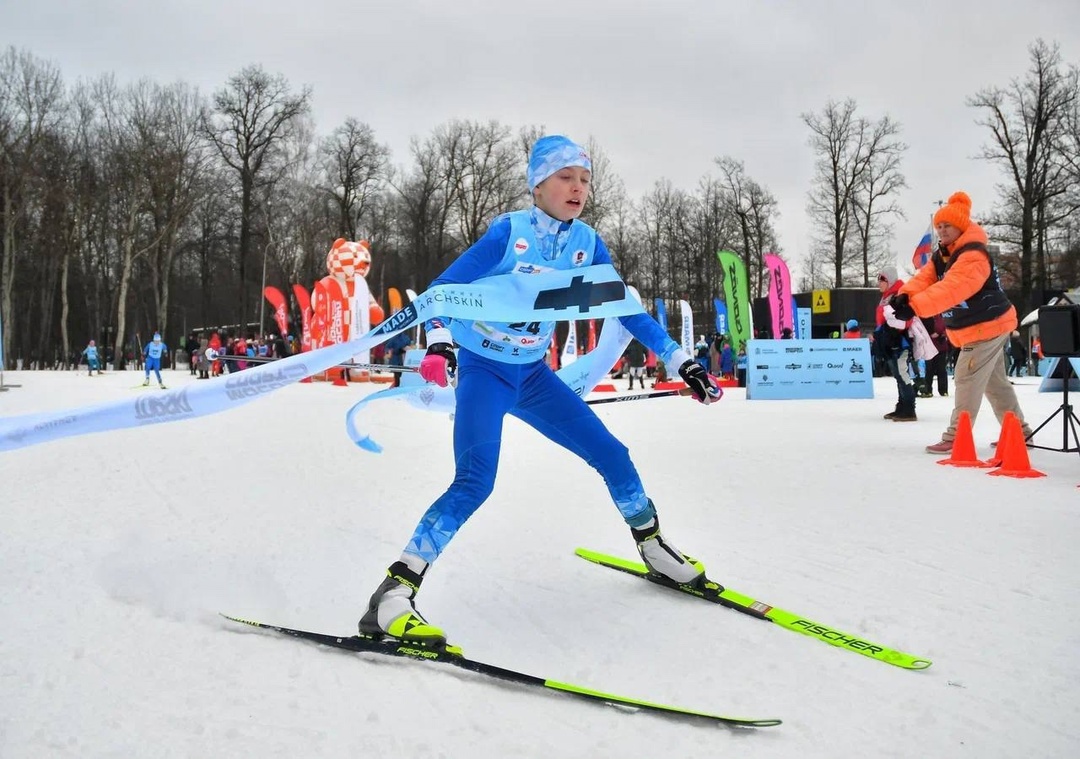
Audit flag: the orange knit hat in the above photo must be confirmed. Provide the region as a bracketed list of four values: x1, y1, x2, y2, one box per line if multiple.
[933, 191, 972, 232]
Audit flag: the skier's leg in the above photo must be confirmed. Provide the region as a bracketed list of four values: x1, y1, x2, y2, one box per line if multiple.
[360, 353, 515, 643]
[512, 362, 703, 584]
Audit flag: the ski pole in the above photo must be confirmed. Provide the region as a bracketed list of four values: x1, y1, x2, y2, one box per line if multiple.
[584, 388, 694, 405]
[203, 349, 418, 374]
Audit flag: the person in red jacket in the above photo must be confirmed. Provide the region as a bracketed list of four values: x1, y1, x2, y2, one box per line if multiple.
[873, 267, 917, 421]
[890, 191, 1032, 453]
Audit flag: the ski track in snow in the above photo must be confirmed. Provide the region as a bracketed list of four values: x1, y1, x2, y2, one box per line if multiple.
[1, 369, 1078, 758]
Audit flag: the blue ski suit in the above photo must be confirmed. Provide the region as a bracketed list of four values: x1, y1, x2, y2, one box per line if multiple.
[404, 207, 690, 563]
[144, 338, 168, 382]
[82, 344, 100, 372]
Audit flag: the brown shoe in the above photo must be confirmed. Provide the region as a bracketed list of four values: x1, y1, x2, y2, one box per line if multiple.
[925, 440, 953, 454]
[892, 412, 917, 422]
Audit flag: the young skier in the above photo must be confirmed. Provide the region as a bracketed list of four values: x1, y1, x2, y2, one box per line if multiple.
[142, 333, 168, 389]
[81, 340, 101, 375]
[358, 135, 722, 646]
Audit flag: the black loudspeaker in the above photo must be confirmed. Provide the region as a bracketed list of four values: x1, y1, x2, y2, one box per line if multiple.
[1038, 304, 1080, 357]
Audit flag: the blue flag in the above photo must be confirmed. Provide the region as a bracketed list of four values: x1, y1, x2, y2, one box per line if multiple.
[713, 298, 727, 336]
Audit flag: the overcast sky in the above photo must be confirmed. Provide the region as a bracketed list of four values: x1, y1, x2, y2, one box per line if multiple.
[4, 0, 1080, 279]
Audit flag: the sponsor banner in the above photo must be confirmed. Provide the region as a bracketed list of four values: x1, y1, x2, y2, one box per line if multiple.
[263, 286, 290, 338]
[679, 299, 693, 356]
[714, 298, 727, 337]
[763, 253, 793, 338]
[717, 251, 751, 352]
[291, 284, 312, 351]
[797, 308, 812, 340]
[746, 338, 874, 400]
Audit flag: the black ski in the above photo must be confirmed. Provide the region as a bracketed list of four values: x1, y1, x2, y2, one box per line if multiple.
[220, 614, 781, 728]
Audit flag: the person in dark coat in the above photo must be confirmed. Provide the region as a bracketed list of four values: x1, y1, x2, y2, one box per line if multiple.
[1008, 330, 1027, 377]
[623, 339, 647, 390]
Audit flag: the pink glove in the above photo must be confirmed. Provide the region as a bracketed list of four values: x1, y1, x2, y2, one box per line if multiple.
[419, 343, 457, 387]
[678, 359, 723, 405]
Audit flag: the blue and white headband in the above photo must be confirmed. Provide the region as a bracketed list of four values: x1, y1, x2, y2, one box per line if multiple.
[527, 135, 591, 191]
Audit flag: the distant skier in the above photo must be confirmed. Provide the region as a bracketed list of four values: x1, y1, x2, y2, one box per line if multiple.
[81, 340, 101, 375]
[143, 333, 168, 389]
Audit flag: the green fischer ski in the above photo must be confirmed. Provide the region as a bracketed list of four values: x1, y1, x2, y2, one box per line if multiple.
[575, 548, 932, 671]
[221, 614, 780, 727]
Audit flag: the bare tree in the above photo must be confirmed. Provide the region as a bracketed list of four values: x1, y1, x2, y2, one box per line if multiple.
[142, 81, 209, 335]
[970, 39, 1080, 309]
[92, 76, 178, 369]
[203, 65, 310, 332]
[319, 117, 390, 240]
[803, 99, 882, 287]
[438, 119, 523, 244]
[0, 47, 64, 368]
[392, 133, 458, 287]
[848, 116, 907, 285]
[636, 180, 698, 325]
[578, 137, 624, 232]
[714, 157, 780, 297]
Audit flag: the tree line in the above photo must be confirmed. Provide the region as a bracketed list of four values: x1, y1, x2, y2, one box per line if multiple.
[1, 39, 1077, 369]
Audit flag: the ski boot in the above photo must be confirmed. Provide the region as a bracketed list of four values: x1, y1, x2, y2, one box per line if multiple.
[358, 560, 450, 649]
[142, 378, 149, 386]
[631, 514, 706, 586]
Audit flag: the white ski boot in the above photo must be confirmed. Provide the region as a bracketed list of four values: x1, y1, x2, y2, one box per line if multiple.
[631, 515, 705, 585]
[358, 559, 446, 645]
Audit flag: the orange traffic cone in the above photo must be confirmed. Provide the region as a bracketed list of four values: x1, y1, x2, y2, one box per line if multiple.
[988, 414, 1045, 478]
[984, 411, 1017, 468]
[938, 411, 987, 467]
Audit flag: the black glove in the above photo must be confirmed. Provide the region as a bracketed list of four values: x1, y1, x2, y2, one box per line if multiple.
[889, 293, 915, 321]
[678, 359, 721, 404]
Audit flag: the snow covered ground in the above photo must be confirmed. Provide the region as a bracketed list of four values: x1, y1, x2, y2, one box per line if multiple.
[1, 367, 1078, 758]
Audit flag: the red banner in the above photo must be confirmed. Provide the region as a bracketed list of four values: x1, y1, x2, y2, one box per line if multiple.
[292, 284, 312, 352]
[263, 286, 290, 339]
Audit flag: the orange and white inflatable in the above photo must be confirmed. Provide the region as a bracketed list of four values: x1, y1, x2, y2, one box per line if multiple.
[310, 239, 385, 379]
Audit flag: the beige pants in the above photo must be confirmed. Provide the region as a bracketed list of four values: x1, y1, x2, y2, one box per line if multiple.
[942, 332, 1032, 441]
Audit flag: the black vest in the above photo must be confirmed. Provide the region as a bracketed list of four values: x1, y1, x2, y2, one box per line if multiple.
[932, 241, 1011, 330]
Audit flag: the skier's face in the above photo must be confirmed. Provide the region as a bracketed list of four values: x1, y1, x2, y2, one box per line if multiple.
[533, 166, 590, 222]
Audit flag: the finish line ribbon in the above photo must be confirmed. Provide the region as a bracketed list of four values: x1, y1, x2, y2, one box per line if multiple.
[344, 307, 635, 452]
[0, 266, 642, 452]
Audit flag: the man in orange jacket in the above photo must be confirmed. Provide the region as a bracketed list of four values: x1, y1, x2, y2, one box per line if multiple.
[889, 191, 1032, 454]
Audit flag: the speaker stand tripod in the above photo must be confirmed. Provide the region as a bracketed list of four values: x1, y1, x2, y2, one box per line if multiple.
[1028, 357, 1080, 456]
